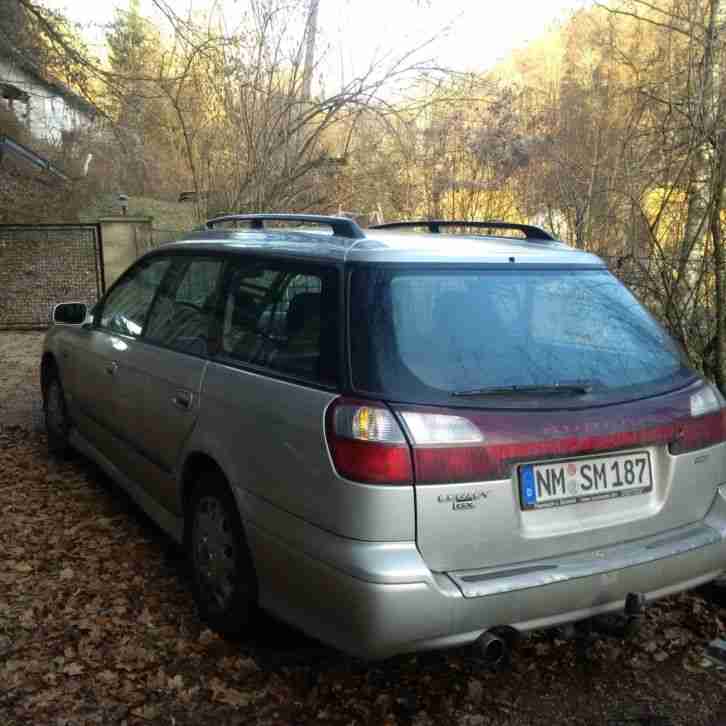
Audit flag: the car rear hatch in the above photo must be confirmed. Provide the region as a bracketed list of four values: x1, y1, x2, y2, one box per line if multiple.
[346, 263, 726, 573]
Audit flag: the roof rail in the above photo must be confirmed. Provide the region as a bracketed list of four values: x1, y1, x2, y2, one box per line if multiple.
[205, 213, 365, 239]
[370, 219, 554, 241]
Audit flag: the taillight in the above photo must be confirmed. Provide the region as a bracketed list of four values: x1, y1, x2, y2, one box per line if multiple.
[669, 384, 726, 454]
[325, 398, 413, 484]
[399, 411, 484, 445]
[327, 383, 726, 486]
[392, 381, 726, 485]
[398, 410, 490, 484]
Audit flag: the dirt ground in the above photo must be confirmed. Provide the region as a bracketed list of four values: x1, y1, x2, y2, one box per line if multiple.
[2, 331, 726, 726]
[0, 332, 44, 428]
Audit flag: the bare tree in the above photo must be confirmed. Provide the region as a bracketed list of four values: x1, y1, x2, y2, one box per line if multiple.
[152, 0, 438, 219]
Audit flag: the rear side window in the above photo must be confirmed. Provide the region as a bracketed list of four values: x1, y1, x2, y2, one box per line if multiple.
[350, 267, 691, 408]
[217, 260, 339, 385]
[145, 257, 223, 355]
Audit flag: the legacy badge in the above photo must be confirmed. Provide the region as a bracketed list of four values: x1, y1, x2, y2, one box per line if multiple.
[437, 490, 488, 511]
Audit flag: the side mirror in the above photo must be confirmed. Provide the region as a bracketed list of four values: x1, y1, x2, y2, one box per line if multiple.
[52, 302, 88, 326]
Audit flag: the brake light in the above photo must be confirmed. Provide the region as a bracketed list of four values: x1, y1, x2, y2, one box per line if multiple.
[325, 398, 413, 484]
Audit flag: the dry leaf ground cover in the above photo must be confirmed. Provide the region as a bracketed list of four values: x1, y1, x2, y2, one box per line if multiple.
[0, 332, 44, 428]
[3, 331, 726, 726]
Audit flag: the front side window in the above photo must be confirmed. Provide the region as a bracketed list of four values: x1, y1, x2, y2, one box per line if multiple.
[145, 257, 223, 355]
[99, 257, 171, 337]
[218, 260, 338, 385]
[350, 266, 693, 408]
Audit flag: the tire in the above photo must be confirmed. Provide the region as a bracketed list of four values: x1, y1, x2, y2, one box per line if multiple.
[44, 372, 71, 457]
[185, 471, 258, 636]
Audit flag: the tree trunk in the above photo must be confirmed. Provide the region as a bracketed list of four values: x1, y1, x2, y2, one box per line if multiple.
[706, 0, 726, 390]
[302, 0, 319, 101]
[710, 145, 726, 391]
[681, 0, 720, 267]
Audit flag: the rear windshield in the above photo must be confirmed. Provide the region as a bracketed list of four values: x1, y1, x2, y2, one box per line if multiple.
[349, 267, 693, 408]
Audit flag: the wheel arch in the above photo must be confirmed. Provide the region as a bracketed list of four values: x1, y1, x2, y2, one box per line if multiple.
[182, 450, 259, 634]
[180, 451, 230, 520]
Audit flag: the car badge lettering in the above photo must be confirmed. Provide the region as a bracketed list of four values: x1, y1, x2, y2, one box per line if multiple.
[437, 490, 488, 511]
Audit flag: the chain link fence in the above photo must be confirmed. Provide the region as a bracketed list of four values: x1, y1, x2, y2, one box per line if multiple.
[0, 224, 104, 330]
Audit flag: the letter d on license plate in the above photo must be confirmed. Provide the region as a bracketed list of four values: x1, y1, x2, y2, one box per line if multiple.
[519, 451, 652, 510]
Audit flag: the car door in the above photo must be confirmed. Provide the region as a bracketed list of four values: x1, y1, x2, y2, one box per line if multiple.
[200, 258, 341, 519]
[70, 256, 173, 460]
[126, 254, 224, 512]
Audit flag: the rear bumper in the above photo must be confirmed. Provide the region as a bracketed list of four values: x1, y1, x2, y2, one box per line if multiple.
[246, 486, 726, 660]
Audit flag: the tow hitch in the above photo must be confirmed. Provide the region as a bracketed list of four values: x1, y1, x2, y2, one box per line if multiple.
[622, 591, 647, 638]
[563, 592, 647, 642]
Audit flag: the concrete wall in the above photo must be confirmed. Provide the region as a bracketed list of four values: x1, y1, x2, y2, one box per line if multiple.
[99, 217, 153, 288]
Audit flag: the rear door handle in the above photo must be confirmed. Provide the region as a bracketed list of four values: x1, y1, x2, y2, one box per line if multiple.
[105, 361, 118, 376]
[172, 390, 193, 410]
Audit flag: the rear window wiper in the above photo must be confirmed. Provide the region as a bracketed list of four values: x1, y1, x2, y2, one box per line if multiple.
[452, 381, 594, 397]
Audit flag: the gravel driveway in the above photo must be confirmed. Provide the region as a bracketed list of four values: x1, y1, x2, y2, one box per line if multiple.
[2, 331, 726, 726]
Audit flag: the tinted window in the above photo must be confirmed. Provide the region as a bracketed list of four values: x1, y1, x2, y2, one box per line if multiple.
[145, 257, 223, 355]
[99, 257, 171, 337]
[219, 261, 338, 384]
[350, 267, 691, 408]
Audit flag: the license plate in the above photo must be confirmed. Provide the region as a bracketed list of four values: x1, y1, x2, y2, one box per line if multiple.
[519, 451, 652, 510]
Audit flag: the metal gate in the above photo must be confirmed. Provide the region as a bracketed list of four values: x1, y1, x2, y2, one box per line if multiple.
[0, 223, 104, 329]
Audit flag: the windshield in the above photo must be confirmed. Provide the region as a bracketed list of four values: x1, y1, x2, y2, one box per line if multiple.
[349, 267, 693, 408]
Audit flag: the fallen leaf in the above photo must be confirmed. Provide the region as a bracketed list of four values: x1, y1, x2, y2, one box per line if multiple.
[62, 662, 84, 677]
[137, 607, 154, 627]
[209, 677, 252, 708]
[168, 674, 184, 690]
[467, 679, 484, 706]
[238, 657, 259, 671]
[97, 670, 118, 684]
[216, 688, 251, 707]
[132, 704, 160, 720]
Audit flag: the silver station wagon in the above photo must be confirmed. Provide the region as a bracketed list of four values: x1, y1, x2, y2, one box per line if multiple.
[42, 213, 726, 661]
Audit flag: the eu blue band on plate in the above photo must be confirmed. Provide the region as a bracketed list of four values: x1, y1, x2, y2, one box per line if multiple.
[520, 465, 536, 506]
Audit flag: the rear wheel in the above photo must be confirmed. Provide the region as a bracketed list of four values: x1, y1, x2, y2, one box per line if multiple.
[44, 372, 71, 457]
[186, 472, 258, 636]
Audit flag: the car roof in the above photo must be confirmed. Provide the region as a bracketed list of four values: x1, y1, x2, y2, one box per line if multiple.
[158, 226, 605, 267]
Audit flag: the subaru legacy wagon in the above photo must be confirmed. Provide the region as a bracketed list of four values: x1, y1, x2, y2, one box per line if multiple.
[42, 213, 726, 660]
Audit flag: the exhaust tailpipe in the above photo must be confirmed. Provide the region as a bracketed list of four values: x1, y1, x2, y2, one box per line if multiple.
[476, 630, 508, 667]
